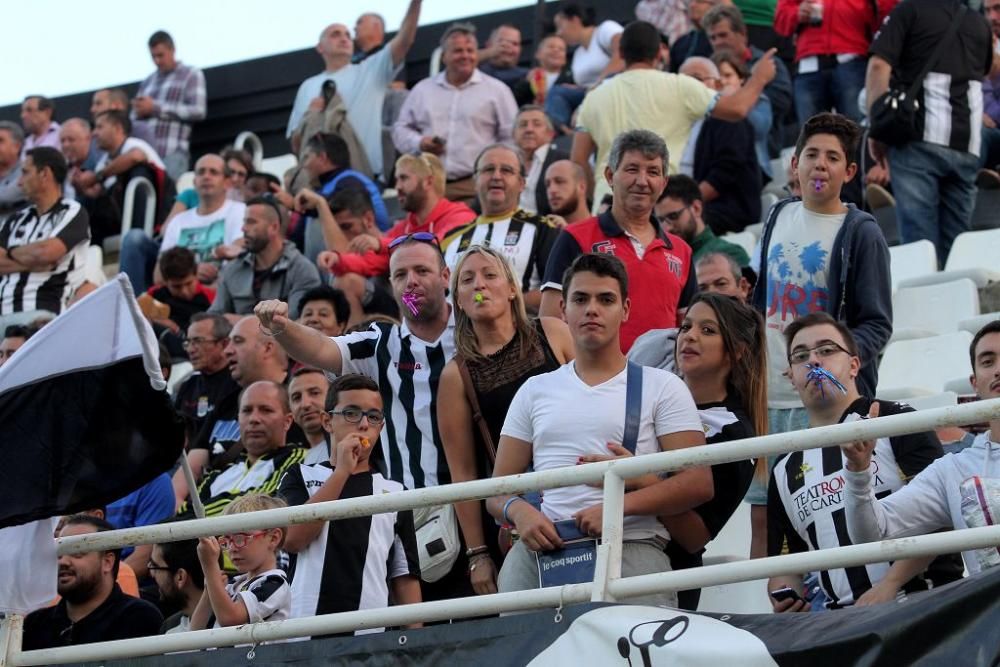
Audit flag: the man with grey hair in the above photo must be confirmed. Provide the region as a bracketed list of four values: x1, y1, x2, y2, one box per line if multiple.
[20, 96, 60, 157]
[572, 20, 774, 212]
[287, 0, 422, 182]
[513, 105, 568, 215]
[441, 143, 558, 311]
[541, 129, 696, 352]
[0, 121, 26, 216]
[58, 119, 95, 201]
[393, 22, 518, 203]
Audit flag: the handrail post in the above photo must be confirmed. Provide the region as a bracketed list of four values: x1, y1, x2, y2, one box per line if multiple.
[234, 131, 264, 170]
[591, 470, 625, 602]
[0, 613, 23, 667]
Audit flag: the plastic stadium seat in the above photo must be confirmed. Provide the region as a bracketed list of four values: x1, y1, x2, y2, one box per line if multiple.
[721, 231, 756, 257]
[175, 171, 195, 193]
[959, 313, 1000, 336]
[899, 228, 1000, 289]
[890, 279, 979, 342]
[971, 188, 1000, 232]
[877, 331, 974, 398]
[259, 154, 298, 180]
[889, 240, 937, 292]
[167, 361, 193, 396]
[744, 222, 764, 240]
[943, 377, 975, 396]
[759, 193, 779, 223]
[872, 205, 899, 247]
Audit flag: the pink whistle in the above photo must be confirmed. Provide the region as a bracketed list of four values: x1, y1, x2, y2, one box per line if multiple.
[813, 179, 823, 193]
[402, 291, 420, 317]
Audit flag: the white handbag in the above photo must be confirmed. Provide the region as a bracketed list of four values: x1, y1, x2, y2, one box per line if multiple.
[413, 503, 461, 583]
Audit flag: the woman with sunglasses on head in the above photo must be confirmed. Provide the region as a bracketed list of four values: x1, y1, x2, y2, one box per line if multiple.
[437, 244, 574, 596]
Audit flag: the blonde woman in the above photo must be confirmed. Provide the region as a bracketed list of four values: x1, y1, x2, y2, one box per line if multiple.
[437, 244, 573, 596]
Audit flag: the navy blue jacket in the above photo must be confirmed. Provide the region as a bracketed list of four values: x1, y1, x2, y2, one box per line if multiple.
[751, 198, 893, 396]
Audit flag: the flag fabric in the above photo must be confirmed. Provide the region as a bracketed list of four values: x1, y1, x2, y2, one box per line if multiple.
[0, 274, 185, 611]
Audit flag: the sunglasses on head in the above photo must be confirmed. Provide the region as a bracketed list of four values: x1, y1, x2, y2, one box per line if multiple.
[388, 231, 439, 252]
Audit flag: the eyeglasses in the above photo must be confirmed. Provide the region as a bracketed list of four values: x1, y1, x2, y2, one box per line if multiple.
[146, 561, 175, 574]
[476, 164, 520, 178]
[217, 531, 269, 550]
[328, 407, 386, 425]
[388, 231, 438, 252]
[181, 337, 222, 349]
[657, 206, 689, 225]
[788, 342, 851, 366]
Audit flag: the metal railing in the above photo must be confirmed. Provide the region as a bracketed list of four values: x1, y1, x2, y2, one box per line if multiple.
[234, 131, 264, 171]
[3, 397, 1000, 666]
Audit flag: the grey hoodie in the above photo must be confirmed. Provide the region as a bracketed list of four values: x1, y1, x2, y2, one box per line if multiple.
[845, 430, 1000, 574]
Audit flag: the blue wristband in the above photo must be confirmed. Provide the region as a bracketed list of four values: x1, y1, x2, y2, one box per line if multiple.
[502, 496, 524, 526]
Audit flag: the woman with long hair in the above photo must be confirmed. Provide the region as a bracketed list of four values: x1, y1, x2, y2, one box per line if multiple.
[437, 244, 574, 596]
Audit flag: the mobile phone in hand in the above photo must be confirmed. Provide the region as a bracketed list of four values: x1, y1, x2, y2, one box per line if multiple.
[770, 587, 804, 604]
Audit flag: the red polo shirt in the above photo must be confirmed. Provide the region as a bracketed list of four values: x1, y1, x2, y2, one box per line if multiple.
[542, 212, 695, 352]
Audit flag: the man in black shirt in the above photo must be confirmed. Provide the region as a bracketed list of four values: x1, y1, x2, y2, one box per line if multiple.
[23, 515, 162, 650]
[866, 0, 993, 263]
[173, 313, 237, 443]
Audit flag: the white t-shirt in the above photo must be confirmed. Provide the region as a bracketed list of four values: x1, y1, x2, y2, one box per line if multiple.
[159, 200, 246, 262]
[95, 137, 165, 189]
[763, 202, 844, 407]
[519, 143, 550, 214]
[572, 20, 624, 87]
[501, 361, 702, 541]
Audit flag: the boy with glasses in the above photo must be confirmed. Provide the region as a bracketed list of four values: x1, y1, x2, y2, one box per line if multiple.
[279, 374, 421, 630]
[766, 312, 960, 612]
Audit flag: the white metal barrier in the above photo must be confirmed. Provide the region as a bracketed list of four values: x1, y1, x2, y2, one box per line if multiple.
[4, 397, 1000, 665]
[102, 176, 157, 255]
[234, 131, 264, 171]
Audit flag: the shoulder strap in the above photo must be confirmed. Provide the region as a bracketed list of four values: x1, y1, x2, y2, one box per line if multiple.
[622, 361, 644, 454]
[455, 354, 497, 474]
[905, 5, 967, 100]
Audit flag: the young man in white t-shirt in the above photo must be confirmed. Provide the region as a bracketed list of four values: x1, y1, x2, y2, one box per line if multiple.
[488, 253, 709, 606]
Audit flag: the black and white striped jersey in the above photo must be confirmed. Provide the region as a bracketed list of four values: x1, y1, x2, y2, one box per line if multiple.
[767, 398, 944, 607]
[330, 317, 455, 489]
[0, 199, 89, 315]
[279, 463, 419, 632]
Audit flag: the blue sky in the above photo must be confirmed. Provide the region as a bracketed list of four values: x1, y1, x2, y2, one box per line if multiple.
[1, 0, 537, 106]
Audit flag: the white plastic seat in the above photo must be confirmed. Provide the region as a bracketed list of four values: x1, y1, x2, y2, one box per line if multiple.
[743, 222, 764, 240]
[721, 231, 756, 257]
[889, 240, 937, 293]
[877, 331, 974, 398]
[959, 313, 1000, 336]
[83, 246, 108, 288]
[890, 279, 979, 342]
[259, 153, 298, 180]
[879, 391, 957, 411]
[175, 170, 195, 193]
[166, 361, 193, 397]
[898, 229, 1000, 289]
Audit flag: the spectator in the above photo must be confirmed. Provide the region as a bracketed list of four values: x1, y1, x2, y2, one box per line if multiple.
[573, 21, 774, 211]
[132, 31, 207, 180]
[149, 539, 205, 634]
[866, 0, 992, 264]
[164, 148, 255, 223]
[76, 110, 169, 248]
[980, 0, 1000, 177]
[287, 1, 422, 182]
[288, 367, 333, 465]
[694, 251, 752, 298]
[58, 118, 92, 199]
[298, 285, 351, 338]
[0, 323, 35, 368]
[178, 316, 304, 498]
[441, 144, 559, 313]
[767, 312, 960, 610]
[544, 159, 591, 224]
[279, 374, 423, 627]
[703, 4, 793, 156]
[178, 382, 305, 521]
[143, 247, 217, 355]
[479, 24, 529, 87]
[392, 22, 519, 203]
[656, 174, 750, 265]
[774, 0, 891, 124]
[437, 244, 575, 596]
[318, 153, 474, 281]
[91, 88, 156, 148]
[0, 147, 89, 328]
[488, 253, 709, 604]
[843, 320, 1000, 577]
[255, 236, 460, 597]
[750, 113, 891, 437]
[669, 0, 723, 73]
[511, 35, 574, 107]
[712, 48, 774, 179]
[513, 105, 569, 216]
[22, 515, 163, 650]
[105, 473, 176, 580]
[191, 493, 290, 628]
[0, 121, 26, 217]
[541, 130, 696, 352]
[20, 96, 60, 156]
[209, 196, 321, 318]
[637, 0, 693, 46]
[173, 313, 238, 449]
[546, 3, 626, 134]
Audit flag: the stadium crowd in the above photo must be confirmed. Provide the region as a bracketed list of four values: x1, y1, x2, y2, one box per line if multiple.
[4, 0, 1000, 651]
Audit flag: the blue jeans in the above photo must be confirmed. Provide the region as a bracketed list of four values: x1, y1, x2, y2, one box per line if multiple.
[793, 58, 867, 124]
[980, 126, 1000, 169]
[888, 141, 979, 265]
[119, 229, 159, 294]
[544, 85, 587, 131]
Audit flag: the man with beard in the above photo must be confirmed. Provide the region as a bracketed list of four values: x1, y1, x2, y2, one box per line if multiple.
[148, 539, 205, 634]
[209, 195, 320, 318]
[654, 174, 749, 266]
[22, 515, 163, 649]
[544, 159, 590, 224]
[289, 367, 334, 466]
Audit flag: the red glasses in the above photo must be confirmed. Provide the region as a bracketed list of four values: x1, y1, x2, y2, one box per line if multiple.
[217, 531, 268, 550]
